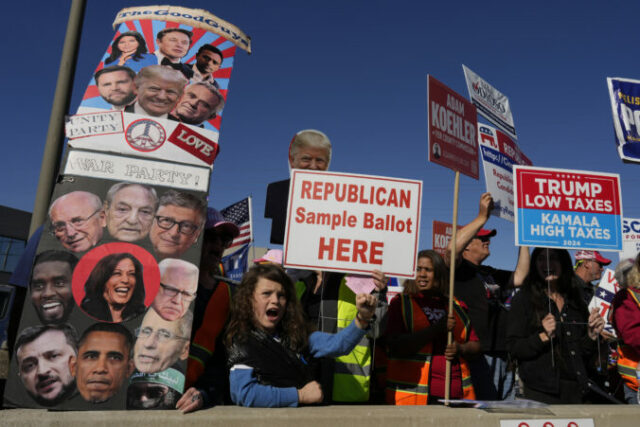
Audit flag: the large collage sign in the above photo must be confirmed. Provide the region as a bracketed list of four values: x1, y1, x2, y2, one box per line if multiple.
[4, 6, 249, 411]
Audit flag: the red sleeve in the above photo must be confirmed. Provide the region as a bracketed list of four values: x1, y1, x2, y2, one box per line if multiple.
[613, 292, 640, 353]
[385, 294, 408, 336]
[456, 299, 479, 342]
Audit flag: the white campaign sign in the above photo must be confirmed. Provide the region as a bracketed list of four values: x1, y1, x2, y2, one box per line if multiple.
[478, 123, 531, 222]
[64, 149, 211, 192]
[68, 110, 219, 168]
[283, 170, 422, 278]
[621, 217, 640, 261]
[588, 268, 620, 336]
[501, 420, 594, 427]
[463, 65, 517, 140]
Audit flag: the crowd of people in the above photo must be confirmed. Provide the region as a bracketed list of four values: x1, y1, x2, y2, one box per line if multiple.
[8, 127, 640, 411]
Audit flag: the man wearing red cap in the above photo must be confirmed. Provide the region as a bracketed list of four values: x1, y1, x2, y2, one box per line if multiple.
[446, 192, 530, 401]
[574, 250, 612, 304]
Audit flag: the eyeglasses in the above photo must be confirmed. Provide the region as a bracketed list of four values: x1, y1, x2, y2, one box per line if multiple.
[159, 283, 196, 302]
[154, 216, 200, 236]
[50, 208, 102, 234]
[135, 326, 189, 342]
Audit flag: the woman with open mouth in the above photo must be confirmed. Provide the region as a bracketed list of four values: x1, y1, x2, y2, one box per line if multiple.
[507, 248, 605, 404]
[225, 264, 377, 407]
[385, 249, 481, 405]
[81, 253, 147, 322]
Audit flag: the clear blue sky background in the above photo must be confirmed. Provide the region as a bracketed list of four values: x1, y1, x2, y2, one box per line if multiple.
[1, 1, 638, 270]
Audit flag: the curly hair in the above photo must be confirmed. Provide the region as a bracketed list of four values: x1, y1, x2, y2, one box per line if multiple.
[403, 249, 448, 296]
[105, 31, 149, 65]
[81, 253, 146, 322]
[225, 264, 309, 352]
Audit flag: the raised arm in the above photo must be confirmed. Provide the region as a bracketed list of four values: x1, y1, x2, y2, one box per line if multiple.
[512, 246, 530, 288]
[445, 192, 493, 265]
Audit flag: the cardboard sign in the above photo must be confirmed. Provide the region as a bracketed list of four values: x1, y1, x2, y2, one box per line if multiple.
[64, 150, 210, 192]
[283, 170, 422, 278]
[463, 65, 517, 140]
[588, 268, 620, 336]
[621, 217, 640, 261]
[514, 166, 623, 251]
[4, 5, 249, 412]
[432, 220, 460, 258]
[478, 123, 532, 222]
[607, 77, 640, 164]
[428, 75, 479, 179]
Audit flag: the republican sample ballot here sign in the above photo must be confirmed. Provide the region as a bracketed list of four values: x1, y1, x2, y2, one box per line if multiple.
[283, 170, 422, 278]
[514, 166, 623, 251]
[428, 75, 479, 179]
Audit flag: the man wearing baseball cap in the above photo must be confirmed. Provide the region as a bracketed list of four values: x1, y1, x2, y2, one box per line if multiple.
[446, 192, 530, 401]
[574, 250, 612, 303]
[180, 207, 239, 412]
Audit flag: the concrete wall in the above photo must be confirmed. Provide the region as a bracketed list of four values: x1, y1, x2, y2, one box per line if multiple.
[2, 404, 639, 427]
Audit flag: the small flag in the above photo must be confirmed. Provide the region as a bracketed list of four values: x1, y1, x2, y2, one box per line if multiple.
[221, 197, 252, 248]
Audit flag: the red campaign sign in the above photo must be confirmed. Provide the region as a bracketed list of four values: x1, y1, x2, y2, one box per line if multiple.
[168, 124, 220, 165]
[432, 220, 460, 257]
[515, 167, 622, 215]
[428, 75, 479, 179]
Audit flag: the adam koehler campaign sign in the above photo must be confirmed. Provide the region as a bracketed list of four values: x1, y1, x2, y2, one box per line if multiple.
[479, 124, 531, 222]
[283, 170, 422, 278]
[428, 75, 478, 179]
[514, 166, 622, 251]
[607, 77, 640, 164]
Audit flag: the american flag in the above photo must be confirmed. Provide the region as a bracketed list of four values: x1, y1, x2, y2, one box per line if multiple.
[221, 197, 252, 248]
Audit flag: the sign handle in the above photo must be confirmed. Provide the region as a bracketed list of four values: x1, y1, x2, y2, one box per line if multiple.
[444, 171, 460, 405]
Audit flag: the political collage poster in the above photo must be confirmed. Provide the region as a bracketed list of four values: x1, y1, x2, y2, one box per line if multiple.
[621, 217, 640, 261]
[283, 170, 422, 278]
[513, 166, 623, 251]
[427, 75, 479, 179]
[607, 77, 640, 164]
[478, 123, 531, 222]
[4, 5, 250, 411]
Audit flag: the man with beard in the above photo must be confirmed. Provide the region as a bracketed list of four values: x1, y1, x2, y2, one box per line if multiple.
[30, 251, 78, 325]
[69, 323, 134, 404]
[15, 324, 78, 406]
[190, 44, 223, 88]
[94, 66, 137, 110]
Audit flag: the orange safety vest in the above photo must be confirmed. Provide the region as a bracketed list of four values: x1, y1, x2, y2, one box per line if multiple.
[186, 273, 232, 388]
[616, 288, 640, 392]
[386, 294, 475, 405]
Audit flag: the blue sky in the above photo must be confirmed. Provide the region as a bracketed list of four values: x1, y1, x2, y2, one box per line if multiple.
[1, 1, 638, 270]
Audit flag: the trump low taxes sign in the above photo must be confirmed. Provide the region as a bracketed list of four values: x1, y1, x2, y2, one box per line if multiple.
[283, 170, 422, 278]
[514, 166, 622, 251]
